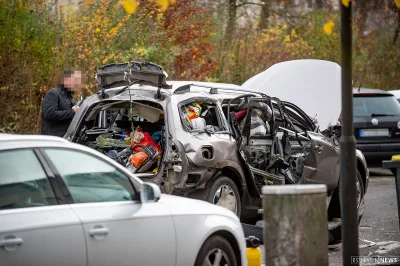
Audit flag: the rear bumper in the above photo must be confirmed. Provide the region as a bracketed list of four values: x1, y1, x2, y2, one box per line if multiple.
[356, 142, 400, 167]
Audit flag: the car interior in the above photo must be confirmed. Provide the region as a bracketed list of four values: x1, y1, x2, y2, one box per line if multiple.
[179, 99, 227, 133]
[74, 100, 166, 175]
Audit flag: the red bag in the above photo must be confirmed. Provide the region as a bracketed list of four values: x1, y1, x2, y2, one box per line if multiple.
[131, 132, 162, 153]
[235, 109, 247, 120]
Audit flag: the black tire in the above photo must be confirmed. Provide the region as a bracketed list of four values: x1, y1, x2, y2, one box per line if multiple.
[328, 169, 365, 244]
[205, 176, 241, 217]
[356, 170, 365, 223]
[194, 235, 237, 266]
[328, 170, 365, 219]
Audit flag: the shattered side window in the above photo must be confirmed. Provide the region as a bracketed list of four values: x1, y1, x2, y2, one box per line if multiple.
[180, 100, 227, 134]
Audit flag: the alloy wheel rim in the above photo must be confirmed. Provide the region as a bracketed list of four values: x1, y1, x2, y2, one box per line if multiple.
[213, 184, 238, 214]
[203, 248, 230, 266]
[356, 178, 362, 208]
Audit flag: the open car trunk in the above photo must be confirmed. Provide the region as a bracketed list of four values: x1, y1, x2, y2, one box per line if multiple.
[74, 99, 166, 176]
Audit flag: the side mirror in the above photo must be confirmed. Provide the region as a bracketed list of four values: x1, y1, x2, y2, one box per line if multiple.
[140, 182, 161, 203]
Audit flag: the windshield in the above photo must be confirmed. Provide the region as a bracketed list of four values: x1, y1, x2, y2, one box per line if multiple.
[353, 95, 400, 116]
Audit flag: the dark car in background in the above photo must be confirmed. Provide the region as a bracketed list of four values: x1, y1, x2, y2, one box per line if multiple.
[352, 88, 400, 166]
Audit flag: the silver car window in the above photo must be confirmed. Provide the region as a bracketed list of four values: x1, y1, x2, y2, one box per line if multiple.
[0, 149, 57, 210]
[44, 148, 136, 204]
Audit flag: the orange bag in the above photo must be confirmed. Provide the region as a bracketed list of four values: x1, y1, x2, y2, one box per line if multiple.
[129, 152, 149, 168]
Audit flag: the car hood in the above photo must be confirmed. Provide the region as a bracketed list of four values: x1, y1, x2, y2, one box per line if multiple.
[159, 194, 239, 220]
[241, 59, 342, 131]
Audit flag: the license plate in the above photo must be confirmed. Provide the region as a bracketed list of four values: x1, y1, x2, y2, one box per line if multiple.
[359, 128, 390, 137]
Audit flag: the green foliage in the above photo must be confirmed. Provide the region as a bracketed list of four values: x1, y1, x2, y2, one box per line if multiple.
[0, 0, 58, 133]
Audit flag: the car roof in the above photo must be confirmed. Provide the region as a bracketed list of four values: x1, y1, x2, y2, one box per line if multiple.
[102, 80, 255, 99]
[352, 87, 394, 96]
[389, 90, 400, 98]
[0, 133, 144, 185]
[0, 133, 69, 144]
[0, 133, 78, 151]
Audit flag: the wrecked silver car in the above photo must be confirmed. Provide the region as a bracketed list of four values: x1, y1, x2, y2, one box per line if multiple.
[64, 61, 368, 233]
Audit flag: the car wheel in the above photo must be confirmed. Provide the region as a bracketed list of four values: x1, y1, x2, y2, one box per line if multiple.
[356, 170, 365, 223]
[328, 169, 365, 244]
[206, 176, 241, 217]
[194, 235, 237, 266]
[328, 169, 365, 220]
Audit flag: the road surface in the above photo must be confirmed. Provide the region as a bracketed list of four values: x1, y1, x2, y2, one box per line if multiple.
[328, 169, 400, 265]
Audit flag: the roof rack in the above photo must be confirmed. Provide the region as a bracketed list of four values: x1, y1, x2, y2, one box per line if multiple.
[173, 83, 267, 97]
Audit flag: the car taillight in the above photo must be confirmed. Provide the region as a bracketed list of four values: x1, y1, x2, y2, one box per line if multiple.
[337, 119, 342, 126]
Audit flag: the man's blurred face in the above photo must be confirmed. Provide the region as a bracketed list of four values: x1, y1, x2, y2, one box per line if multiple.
[64, 71, 82, 92]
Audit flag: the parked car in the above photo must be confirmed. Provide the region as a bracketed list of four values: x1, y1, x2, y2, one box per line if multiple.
[350, 88, 400, 167]
[0, 134, 246, 266]
[389, 89, 400, 103]
[63, 60, 369, 239]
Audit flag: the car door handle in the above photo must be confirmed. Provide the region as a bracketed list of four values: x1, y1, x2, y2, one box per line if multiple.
[0, 237, 23, 250]
[89, 227, 109, 236]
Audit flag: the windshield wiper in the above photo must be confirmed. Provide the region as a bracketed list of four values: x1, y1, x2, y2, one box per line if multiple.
[371, 113, 395, 117]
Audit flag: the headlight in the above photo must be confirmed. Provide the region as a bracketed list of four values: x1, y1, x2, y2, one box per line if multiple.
[397, 120, 400, 130]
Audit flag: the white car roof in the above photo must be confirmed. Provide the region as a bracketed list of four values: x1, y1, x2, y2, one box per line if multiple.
[0, 134, 69, 148]
[0, 134, 143, 185]
[389, 90, 400, 99]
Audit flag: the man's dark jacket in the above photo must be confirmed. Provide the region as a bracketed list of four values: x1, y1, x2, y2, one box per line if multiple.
[41, 85, 76, 137]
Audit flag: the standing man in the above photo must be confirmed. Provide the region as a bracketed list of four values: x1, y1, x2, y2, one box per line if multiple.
[41, 68, 82, 137]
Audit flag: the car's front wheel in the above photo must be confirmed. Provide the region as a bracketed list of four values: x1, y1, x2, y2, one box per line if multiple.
[328, 169, 365, 221]
[206, 176, 241, 217]
[328, 169, 365, 244]
[194, 235, 237, 266]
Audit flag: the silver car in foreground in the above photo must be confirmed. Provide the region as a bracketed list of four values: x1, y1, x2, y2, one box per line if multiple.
[0, 134, 246, 266]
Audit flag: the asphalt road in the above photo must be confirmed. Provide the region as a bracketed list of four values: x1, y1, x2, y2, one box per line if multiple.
[259, 168, 400, 266]
[328, 169, 400, 265]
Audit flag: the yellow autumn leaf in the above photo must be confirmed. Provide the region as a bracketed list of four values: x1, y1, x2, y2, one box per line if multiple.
[123, 0, 138, 15]
[395, 0, 400, 8]
[84, 0, 94, 5]
[136, 47, 148, 56]
[341, 0, 351, 7]
[323, 21, 335, 35]
[96, 28, 100, 32]
[156, 0, 169, 12]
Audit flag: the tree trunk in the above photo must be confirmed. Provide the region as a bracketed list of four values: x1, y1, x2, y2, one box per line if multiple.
[258, 1, 271, 30]
[224, 0, 237, 48]
[393, 10, 400, 45]
[358, 7, 368, 36]
[315, 0, 323, 9]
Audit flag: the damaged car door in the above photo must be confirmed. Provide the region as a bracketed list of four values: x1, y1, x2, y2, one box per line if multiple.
[227, 95, 303, 189]
[227, 93, 340, 193]
[283, 102, 340, 190]
[167, 95, 245, 215]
